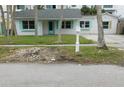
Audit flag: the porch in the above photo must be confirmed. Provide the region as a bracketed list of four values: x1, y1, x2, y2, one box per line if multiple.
[40, 20, 80, 35]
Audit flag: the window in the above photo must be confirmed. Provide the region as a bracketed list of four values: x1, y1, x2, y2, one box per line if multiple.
[103, 5, 113, 8]
[52, 5, 56, 9]
[17, 5, 25, 9]
[46, 5, 52, 9]
[72, 5, 76, 7]
[80, 21, 90, 29]
[103, 21, 109, 29]
[62, 21, 72, 29]
[46, 5, 56, 9]
[22, 21, 35, 29]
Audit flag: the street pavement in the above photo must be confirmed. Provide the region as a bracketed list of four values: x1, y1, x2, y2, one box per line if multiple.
[0, 63, 124, 87]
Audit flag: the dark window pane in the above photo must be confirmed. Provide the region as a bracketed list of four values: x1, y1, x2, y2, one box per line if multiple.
[103, 22, 109, 29]
[22, 21, 28, 29]
[66, 21, 71, 28]
[62, 21, 65, 28]
[85, 21, 89, 25]
[53, 5, 56, 9]
[80, 21, 84, 28]
[17, 5, 25, 9]
[29, 21, 35, 29]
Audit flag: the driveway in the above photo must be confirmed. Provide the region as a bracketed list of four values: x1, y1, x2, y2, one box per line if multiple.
[0, 63, 124, 87]
[82, 34, 124, 48]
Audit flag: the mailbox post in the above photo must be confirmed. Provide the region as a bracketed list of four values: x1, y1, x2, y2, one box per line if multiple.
[75, 30, 80, 53]
[75, 20, 80, 53]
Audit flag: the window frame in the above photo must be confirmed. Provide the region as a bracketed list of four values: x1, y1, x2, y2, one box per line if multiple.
[103, 21, 109, 29]
[22, 20, 35, 30]
[62, 21, 73, 29]
[80, 21, 90, 29]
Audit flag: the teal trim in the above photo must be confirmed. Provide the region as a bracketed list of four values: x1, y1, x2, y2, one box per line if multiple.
[89, 21, 92, 29]
[71, 21, 73, 29]
[19, 21, 22, 30]
[80, 28, 90, 31]
[21, 30, 35, 32]
[56, 20, 58, 29]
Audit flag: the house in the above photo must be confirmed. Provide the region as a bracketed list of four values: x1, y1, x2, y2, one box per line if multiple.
[14, 8, 118, 35]
[0, 5, 120, 36]
[14, 9, 82, 35]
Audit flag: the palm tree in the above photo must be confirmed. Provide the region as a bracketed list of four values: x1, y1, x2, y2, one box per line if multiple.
[34, 5, 38, 36]
[58, 5, 64, 42]
[0, 5, 7, 36]
[96, 5, 108, 49]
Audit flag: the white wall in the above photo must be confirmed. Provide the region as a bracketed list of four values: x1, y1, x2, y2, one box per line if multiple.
[79, 14, 118, 35]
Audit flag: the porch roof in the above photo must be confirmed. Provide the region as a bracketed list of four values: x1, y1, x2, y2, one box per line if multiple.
[15, 9, 82, 20]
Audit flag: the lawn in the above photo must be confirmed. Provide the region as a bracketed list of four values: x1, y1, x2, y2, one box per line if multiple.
[61, 46, 124, 65]
[0, 46, 124, 66]
[0, 35, 94, 45]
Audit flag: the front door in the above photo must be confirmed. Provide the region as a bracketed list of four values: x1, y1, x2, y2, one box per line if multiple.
[48, 21, 54, 35]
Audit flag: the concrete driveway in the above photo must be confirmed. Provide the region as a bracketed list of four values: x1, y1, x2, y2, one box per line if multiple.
[0, 63, 124, 87]
[82, 34, 124, 48]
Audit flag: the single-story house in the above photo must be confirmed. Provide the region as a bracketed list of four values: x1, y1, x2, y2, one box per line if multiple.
[14, 9, 119, 35]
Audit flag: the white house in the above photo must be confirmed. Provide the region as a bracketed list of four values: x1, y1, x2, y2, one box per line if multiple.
[0, 5, 120, 35]
[14, 8, 118, 36]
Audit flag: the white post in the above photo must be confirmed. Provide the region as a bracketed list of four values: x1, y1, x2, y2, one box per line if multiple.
[75, 20, 80, 53]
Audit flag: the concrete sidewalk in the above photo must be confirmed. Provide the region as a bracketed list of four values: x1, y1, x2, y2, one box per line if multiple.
[0, 44, 97, 47]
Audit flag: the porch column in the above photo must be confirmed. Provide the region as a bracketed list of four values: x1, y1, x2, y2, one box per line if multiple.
[37, 21, 43, 36]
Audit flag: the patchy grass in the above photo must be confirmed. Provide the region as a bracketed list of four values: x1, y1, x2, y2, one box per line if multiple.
[0, 35, 94, 45]
[61, 46, 124, 65]
[0, 46, 124, 66]
[0, 47, 17, 59]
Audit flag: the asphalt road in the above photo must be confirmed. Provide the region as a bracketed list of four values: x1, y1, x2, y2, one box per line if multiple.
[0, 63, 124, 87]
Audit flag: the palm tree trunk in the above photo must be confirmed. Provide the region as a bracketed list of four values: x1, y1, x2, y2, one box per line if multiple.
[0, 5, 7, 36]
[96, 5, 108, 49]
[34, 5, 38, 36]
[58, 5, 64, 42]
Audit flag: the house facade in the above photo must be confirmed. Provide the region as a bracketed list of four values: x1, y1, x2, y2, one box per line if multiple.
[15, 9, 81, 35]
[14, 6, 118, 35]
[0, 5, 122, 35]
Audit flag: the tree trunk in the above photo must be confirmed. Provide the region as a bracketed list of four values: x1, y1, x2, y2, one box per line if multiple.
[0, 5, 7, 36]
[10, 5, 13, 36]
[96, 5, 108, 49]
[7, 5, 10, 36]
[34, 5, 38, 36]
[58, 5, 64, 42]
[11, 5, 17, 36]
